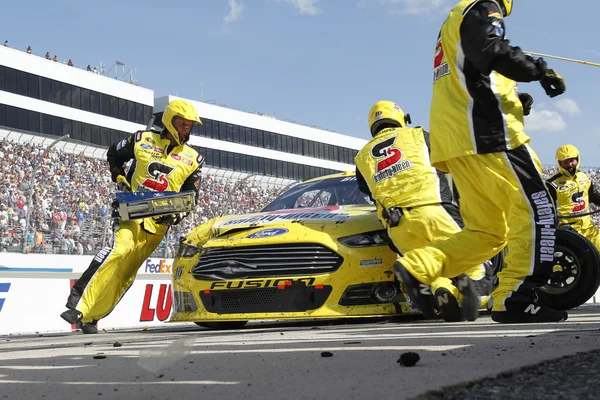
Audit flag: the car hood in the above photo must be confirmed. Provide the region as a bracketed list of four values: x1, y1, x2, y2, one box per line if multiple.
[184, 205, 382, 246]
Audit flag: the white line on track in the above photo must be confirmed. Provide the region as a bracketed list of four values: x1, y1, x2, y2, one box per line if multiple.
[0, 345, 468, 361]
[0, 365, 95, 370]
[0, 380, 240, 385]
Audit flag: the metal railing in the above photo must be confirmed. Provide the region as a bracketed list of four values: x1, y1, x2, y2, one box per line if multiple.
[0, 127, 108, 160]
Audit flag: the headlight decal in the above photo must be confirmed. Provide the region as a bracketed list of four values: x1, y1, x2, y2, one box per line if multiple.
[338, 230, 389, 247]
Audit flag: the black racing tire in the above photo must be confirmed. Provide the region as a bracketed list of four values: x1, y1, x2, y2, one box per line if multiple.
[537, 229, 600, 310]
[194, 321, 248, 330]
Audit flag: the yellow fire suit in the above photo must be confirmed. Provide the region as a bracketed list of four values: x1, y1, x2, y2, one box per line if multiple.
[354, 127, 487, 306]
[66, 130, 203, 323]
[547, 170, 600, 251]
[400, 0, 557, 314]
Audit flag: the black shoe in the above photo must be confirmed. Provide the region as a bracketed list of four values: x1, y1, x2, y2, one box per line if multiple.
[81, 324, 98, 334]
[454, 275, 480, 322]
[60, 309, 83, 324]
[394, 261, 436, 318]
[491, 302, 568, 323]
[435, 288, 463, 322]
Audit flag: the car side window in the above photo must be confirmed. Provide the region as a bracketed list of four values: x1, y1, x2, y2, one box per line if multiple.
[315, 191, 332, 207]
[295, 190, 319, 208]
[294, 190, 332, 208]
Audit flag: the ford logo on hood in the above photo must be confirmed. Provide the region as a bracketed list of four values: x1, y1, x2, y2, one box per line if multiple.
[247, 228, 289, 239]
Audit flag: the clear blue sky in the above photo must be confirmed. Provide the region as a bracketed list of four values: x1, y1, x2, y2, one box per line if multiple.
[3, 0, 600, 166]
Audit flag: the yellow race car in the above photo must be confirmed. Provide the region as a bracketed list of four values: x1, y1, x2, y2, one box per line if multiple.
[170, 171, 417, 328]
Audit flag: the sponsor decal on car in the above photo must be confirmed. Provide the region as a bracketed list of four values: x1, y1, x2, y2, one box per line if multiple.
[218, 211, 350, 227]
[247, 228, 289, 239]
[210, 277, 316, 289]
[175, 266, 184, 280]
[359, 258, 383, 267]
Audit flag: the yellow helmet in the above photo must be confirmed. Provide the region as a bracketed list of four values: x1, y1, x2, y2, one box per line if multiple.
[500, 0, 513, 16]
[162, 99, 202, 145]
[555, 144, 580, 176]
[368, 100, 411, 137]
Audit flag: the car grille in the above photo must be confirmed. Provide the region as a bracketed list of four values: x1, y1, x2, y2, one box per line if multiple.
[220, 288, 278, 309]
[199, 285, 333, 314]
[192, 243, 343, 280]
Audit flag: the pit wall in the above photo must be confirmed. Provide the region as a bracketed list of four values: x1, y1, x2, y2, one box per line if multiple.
[1, 253, 598, 335]
[0, 253, 175, 335]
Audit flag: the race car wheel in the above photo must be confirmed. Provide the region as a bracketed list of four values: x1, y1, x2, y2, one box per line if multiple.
[194, 321, 248, 330]
[536, 229, 600, 310]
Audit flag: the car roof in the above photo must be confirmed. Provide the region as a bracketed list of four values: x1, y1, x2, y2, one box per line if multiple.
[301, 170, 356, 184]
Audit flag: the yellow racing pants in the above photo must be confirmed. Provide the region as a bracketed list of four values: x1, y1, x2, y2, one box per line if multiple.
[400, 144, 556, 312]
[572, 219, 600, 252]
[66, 220, 168, 323]
[388, 204, 485, 301]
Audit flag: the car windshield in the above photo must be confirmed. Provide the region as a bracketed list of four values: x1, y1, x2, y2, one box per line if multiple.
[261, 175, 374, 212]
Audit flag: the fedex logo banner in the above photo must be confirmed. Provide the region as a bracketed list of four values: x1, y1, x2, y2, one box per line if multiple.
[144, 259, 172, 274]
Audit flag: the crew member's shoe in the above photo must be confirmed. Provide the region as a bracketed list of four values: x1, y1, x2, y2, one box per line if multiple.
[394, 261, 437, 318]
[455, 275, 480, 322]
[434, 288, 464, 322]
[81, 324, 98, 334]
[491, 301, 568, 323]
[60, 309, 83, 324]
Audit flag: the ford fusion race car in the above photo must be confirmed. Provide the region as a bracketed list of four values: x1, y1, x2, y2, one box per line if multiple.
[170, 171, 417, 328]
[170, 171, 600, 329]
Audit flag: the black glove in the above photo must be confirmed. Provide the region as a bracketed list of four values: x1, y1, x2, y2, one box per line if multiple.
[540, 69, 566, 98]
[116, 175, 131, 192]
[534, 57, 548, 76]
[518, 92, 534, 116]
[382, 207, 402, 228]
[155, 213, 186, 226]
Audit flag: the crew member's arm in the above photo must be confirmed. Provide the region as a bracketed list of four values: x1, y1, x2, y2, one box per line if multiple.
[106, 133, 136, 182]
[355, 167, 374, 202]
[164, 155, 204, 226]
[423, 129, 455, 205]
[588, 180, 600, 207]
[460, 2, 546, 82]
[180, 155, 205, 205]
[546, 179, 559, 207]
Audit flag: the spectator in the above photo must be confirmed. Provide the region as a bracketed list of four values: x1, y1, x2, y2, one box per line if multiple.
[3, 40, 8, 47]
[0, 137, 292, 256]
[75, 241, 84, 255]
[45, 52, 50, 60]
[53, 55, 58, 62]
[87, 65, 92, 72]
[26, 46, 32, 54]
[67, 59, 73, 67]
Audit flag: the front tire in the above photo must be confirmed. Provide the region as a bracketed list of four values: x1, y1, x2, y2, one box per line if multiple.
[537, 229, 600, 310]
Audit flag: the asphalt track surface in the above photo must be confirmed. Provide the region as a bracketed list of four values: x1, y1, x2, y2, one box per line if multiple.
[2, 306, 600, 400]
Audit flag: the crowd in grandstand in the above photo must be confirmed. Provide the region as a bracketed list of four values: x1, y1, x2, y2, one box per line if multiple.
[0, 138, 283, 256]
[1, 137, 600, 256]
